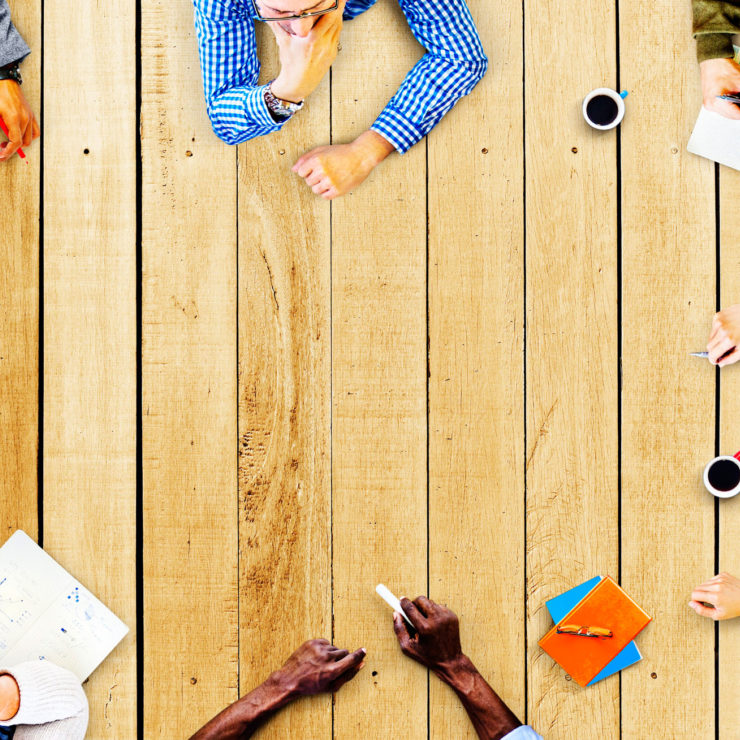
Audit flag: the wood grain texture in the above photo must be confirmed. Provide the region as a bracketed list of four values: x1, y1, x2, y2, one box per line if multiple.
[331, 2, 428, 736]
[42, 1, 137, 737]
[719, 166, 740, 739]
[524, 0, 619, 735]
[141, 0, 238, 736]
[620, 1, 716, 736]
[6, 0, 738, 734]
[237, 24, 332, 740]
[0, 0, 39, 541]
[427, 0, 525, 735]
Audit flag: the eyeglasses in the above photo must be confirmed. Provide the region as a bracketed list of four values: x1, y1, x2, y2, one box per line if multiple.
[251, 0, 339, 22]
[556, 624, 613, 638]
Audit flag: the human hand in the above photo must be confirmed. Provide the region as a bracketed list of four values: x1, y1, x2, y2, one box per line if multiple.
[271, 639, 366, 696]
[0, 79, 39, 161]
[292, 130, 394, 199]
[700, 57, 740, 120]
[393, 596, 468, 681]
[690, 572, 740, 620]
[707, 304, 740, 366]
[0, 674, 20, 721]
[269, 6, 343, 104]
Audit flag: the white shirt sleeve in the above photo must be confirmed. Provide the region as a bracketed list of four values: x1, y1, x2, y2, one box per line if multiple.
[0, 661, 88, 739]
[504, 726, 544, 740]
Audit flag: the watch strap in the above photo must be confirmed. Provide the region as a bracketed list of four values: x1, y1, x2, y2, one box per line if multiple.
[0, 63, 22, 85]
[264, 83, 303, 121]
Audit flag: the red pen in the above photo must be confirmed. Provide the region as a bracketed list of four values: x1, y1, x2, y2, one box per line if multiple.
[0, 116, 26, 159]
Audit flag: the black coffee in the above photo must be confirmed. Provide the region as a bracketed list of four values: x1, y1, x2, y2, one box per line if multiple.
[586, 95, 619, 126]
[707, 459, 740, 491]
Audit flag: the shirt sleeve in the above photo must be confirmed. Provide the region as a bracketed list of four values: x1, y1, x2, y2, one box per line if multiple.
[370, 0, 488, 154]
[0, 661, 88, 734]
[693, 0, 740, 62]
[0, 0, 31, 68]
[193, 0, 288, 144]
[503, 726, 544, 740]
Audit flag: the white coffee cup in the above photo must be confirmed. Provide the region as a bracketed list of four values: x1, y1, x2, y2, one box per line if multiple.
[703, 453, 740, 498]
[583, 88, 628, 130]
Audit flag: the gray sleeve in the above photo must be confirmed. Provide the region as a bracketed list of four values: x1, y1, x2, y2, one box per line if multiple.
[0, 0, 31, 68]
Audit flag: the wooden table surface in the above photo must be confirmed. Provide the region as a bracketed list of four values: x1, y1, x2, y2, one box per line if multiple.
[2, 0, 739, 737]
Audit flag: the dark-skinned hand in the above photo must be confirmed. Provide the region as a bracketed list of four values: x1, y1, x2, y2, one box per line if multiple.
[0, 79, 39, 161]
[392, 598, 524, 740]
[394, 596, 464, 677]
[271, 638, 366, 696]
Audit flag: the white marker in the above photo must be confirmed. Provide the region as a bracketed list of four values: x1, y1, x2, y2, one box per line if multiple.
[375, 584, 414, 628]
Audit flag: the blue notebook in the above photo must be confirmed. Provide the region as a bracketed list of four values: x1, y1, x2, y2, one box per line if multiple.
[546, 576, 642, 685]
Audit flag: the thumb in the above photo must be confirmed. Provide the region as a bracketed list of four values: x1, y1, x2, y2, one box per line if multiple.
[329, 663, 362, 692]
[689, 601, 719, 620]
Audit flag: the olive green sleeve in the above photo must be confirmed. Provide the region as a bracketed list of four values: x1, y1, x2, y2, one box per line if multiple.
[693, 0, 740, 62]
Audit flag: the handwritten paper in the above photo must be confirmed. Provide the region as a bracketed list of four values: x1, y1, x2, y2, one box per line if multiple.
[0, 531, 128, 681]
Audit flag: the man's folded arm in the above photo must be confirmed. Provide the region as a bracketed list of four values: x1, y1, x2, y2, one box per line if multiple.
[0, 0, 31, 68]
[371, 0, 488, 154]
[693, 0, 740, 62]
[193, 0, 288, 144]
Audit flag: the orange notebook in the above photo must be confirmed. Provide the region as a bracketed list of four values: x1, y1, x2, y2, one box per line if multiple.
[538, 576, 651, 687]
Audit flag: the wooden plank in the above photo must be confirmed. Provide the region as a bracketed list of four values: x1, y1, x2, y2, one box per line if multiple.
[0, 0, 40, 541]
[619, 0, 716, 735]
[427, 0, 525, 736]
[236, 24, 332, 739]
[42, 0, 137, 736]
[524, 0, 619, 736]
[331, 2, 427, 736]
[141, 1, 238, 736]
[719, 167, 740, 739]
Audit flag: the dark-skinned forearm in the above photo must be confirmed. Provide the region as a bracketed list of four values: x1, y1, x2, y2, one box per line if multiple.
[189, 673, 296, 740]
[436, 656, 522, 740]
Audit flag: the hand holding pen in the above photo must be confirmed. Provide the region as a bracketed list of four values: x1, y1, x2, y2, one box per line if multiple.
[699, 57, 740, 121]
[697, 306, 740, 367]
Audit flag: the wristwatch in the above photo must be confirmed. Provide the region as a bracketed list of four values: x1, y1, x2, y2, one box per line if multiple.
[0, 62, 22, 85]
[264, 82, 303, 122]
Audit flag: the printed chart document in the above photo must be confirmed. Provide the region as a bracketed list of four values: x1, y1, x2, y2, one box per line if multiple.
[687, 46, 740, 171]
[0, 531, 128, 681]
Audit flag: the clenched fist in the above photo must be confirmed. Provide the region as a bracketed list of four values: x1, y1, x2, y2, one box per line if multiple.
[0, 79, 39, 161]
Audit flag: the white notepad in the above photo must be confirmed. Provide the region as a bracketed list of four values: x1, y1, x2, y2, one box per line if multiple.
[687, 46, 740, 171]
[0, 531, 128, 682]
[687, 107, 740, 170]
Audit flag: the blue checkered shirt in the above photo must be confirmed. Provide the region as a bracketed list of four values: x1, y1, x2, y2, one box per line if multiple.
[193, 0, 487, 153]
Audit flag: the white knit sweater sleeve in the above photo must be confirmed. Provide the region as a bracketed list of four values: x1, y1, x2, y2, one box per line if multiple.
[0, 661, 88, 739]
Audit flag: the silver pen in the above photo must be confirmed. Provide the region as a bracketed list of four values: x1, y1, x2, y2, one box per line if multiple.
[691, 348, 736, 360]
